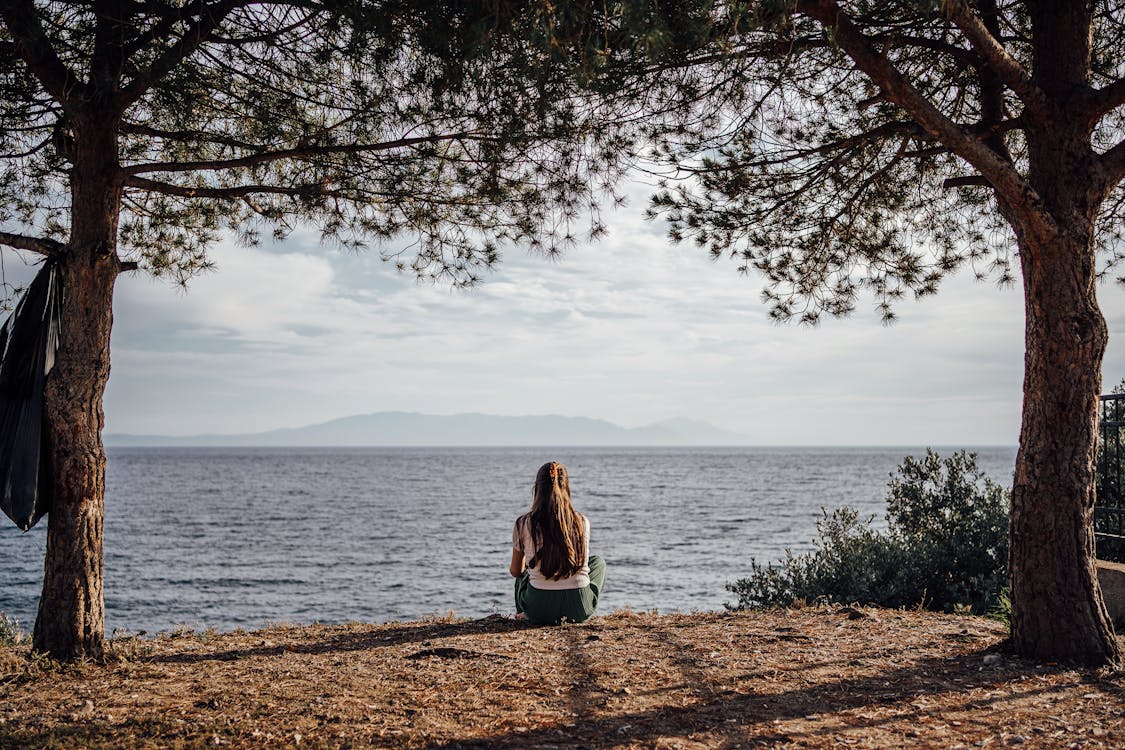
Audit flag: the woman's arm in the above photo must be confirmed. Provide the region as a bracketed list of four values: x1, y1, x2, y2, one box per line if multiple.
[509, 548, 526, 578]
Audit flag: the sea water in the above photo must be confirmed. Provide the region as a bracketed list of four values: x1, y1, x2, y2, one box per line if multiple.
[0, 446, 1016, 634]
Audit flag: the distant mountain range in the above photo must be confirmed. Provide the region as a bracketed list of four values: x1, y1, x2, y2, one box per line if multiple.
[105, 412, 752, 447]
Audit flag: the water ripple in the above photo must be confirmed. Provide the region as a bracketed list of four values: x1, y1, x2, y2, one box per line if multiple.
[0, 445, 1016, 633]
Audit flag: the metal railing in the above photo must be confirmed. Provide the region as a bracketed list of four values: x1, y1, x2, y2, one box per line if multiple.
[1097, 393, 1125, 540]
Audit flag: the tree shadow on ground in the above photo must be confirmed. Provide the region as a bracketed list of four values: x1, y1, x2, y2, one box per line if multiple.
[5, 613, 1120, 749]
[418, 642, 1082, 749]
[150, 615, 535, 664]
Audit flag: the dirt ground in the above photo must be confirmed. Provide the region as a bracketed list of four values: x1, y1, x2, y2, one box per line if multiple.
[2, 606, 1124, 749]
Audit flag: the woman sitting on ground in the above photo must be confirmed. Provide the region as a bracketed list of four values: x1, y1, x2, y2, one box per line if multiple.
[510, 461, 606, 624]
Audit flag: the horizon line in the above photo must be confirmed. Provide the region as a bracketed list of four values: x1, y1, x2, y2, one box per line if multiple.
[103, 442, 1019, 449]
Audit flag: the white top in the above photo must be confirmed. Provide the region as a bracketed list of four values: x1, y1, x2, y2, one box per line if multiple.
[512, 514, 591, 590]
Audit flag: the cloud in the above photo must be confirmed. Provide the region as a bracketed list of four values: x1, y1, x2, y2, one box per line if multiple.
[7, 188, 1107, 444]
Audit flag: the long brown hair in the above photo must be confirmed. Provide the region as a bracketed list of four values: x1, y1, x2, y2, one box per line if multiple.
[521, 461, 586, 580]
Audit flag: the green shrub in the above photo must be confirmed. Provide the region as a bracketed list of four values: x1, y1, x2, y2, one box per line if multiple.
[726, 450, 1010, 614]
[988, 588, 1012, 624]
[0, 613, 28, 647]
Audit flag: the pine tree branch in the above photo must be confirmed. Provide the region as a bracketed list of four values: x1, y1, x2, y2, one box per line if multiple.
[118, 0, 317, 60]
[0, 230, 65, 256]
[714, 33, 979, 68]
[121, 131, 485, 175]
[943, 0, 1052, 125]
[125, 175, 496, 209]
[974, 0, 1014, 162]
[119, 1, 199, 60]
[0, 0, 88, 108]
[116, 0, 243, 110]
[873, 33, 980, 67]
[1087, 77, 1125, 125]
[681, 121, 925, 173]
[125, 175, 327, 199]
[0, 135, 52, 159]
[793, 0, 1058, 243]
[206, 13, 310, 45]
[1100, 140, 1125, 198]
[943, 175, 991, 189]
[120, 121, 267, 151]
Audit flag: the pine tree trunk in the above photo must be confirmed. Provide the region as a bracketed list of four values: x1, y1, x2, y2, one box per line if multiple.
[1009, 223, 1121, 666]
[32, 116, 121, 661]
[1005, 1, 1121, 663]
[1005, 1, 1121, 662]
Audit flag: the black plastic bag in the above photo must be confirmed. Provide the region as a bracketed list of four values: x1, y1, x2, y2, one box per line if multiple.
[0, 260, 62, 531]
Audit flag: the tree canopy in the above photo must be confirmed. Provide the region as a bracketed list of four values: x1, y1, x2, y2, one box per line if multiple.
[650, 0, 1125, 322]
[0, 0, 685, 284]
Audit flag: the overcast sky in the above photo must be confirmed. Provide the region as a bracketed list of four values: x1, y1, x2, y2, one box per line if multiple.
[8, 183, 1125, 445]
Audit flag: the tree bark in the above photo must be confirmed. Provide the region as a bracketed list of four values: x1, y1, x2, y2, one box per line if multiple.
[1003, 1, 1120, 667]
[32, 113, 122, 661]
[1009, 221, 1120, 666]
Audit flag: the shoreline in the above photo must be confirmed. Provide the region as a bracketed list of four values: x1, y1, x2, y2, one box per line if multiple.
[3, 606, 1124, 748]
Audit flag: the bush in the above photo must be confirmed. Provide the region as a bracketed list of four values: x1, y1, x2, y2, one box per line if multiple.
[726, 450, 1010, 615]
[0, 613, 28, 647]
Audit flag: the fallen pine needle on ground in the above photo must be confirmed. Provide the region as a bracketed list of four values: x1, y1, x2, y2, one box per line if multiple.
[2, 606, 1124, 749]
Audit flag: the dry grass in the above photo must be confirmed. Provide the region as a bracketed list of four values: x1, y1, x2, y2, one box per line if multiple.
[2, 606, 1124, 748]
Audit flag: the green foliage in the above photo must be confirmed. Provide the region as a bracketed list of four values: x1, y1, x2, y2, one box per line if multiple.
[0, 1, 719, 284]
[726, 450, 1010, 614]
[644, 2, 1125, 322]
[0, 612, 29, 647]
[988, 588, 1012, 625]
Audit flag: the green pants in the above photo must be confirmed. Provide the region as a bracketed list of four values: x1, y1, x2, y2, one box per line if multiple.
[515, 555, 606, 625]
